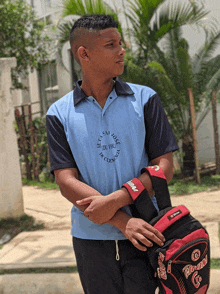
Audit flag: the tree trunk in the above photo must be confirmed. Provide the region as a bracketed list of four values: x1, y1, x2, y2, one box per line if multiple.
[15, 108, 32, 180]
[182, 134, 195, 176]
[212, 91, 220, 174]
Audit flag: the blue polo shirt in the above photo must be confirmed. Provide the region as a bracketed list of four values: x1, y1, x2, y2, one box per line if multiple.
[46, 77, 178, 240]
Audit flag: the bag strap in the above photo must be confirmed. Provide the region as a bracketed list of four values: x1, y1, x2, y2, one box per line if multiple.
[130, 185, 159, 223]
[141, 165, 172, 210]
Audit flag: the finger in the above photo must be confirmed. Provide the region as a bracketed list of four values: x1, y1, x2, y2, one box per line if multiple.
[131, 238, 148, 252]
[144, 223, 165, 242]
[76, 198, 92, 205]
[136, 233, 153, 248]
[142, 230, 164, 247]
[154, 229, 165, 242]
[83, 207, 90, 217]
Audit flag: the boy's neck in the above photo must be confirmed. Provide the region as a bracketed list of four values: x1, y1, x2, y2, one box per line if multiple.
[81, 75, 115, 108]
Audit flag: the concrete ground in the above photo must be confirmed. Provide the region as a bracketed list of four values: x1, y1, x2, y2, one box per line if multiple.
[0, 186, 220, 293]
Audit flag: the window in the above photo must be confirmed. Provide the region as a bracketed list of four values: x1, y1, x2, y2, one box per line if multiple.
[38, 60, 58, 114]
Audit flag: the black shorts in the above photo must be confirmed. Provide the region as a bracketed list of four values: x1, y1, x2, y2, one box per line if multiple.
[73, 237, 158, 294]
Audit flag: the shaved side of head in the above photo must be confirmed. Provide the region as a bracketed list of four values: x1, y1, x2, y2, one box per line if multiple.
[70, 28, 100, 64]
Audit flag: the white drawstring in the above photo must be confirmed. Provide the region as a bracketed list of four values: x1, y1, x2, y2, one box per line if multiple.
[115, 240, 120, 261]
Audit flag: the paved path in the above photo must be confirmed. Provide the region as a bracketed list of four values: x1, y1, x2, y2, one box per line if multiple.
[0, 186, 219, 293]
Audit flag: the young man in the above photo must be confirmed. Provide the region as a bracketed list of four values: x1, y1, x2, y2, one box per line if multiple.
[46, 14, 178, 294]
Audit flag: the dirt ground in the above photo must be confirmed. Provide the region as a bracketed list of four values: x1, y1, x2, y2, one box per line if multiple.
[22, 185, 73, 230]
[171, 189, 220, 223]
[22, 186, 220, 230]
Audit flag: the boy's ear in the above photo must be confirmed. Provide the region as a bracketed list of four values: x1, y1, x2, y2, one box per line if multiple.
[78, 46, 89, 62]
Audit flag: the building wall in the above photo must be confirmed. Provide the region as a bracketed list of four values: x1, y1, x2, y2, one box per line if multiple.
[197, 105, 220, 165]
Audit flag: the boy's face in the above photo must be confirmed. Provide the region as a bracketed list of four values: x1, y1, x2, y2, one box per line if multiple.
[86, 28, 125, 78]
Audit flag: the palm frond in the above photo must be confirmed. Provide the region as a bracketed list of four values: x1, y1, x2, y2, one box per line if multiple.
[144, 60, 189, 137]
[150, 0, 209, 42]
[62, 0, 113, 16]
[194, 56, 220, 128]
[62, 0, 86, 16]
[145, 61, 166, 73]
[195, 91, 213, 129]
[57, 20, 76, 69]
[160, 28, 189, 94]
[192, 31, 220, 75]
[204, 55, 220, 81]
[126, 0, 165, 27]
[61, 0, 122, 35]
[125, 0, 165, 53]
[205, 67, 220, 92]
[176, 45, 193, 91]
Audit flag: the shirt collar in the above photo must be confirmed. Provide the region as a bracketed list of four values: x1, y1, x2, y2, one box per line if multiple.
[73, 77, 134, 106]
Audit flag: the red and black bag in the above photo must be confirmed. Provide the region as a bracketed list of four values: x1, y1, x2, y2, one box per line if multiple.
[130, 166, 210, 294]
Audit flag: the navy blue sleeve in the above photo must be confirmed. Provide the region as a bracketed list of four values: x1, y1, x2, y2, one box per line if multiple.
[46, 115, 77, 174]
[144, 93, 179, 161]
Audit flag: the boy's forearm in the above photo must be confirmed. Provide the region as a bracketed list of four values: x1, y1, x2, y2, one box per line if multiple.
[109, 158, 173, 211]
[108, 172, 154, 211]
[108, 209, 131, 232]
[55, 171, 102, 211]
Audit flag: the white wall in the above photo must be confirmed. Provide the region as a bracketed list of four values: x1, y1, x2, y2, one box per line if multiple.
[197, 105, 220, 165]
[0, 58, 24, 218]
[29, 68, 41, 118]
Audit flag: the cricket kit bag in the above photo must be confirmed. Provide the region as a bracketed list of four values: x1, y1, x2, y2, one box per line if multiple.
[122, 166, 210, 294]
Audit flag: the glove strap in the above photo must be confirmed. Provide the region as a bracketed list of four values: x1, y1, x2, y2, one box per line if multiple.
[141, 165, 166, 180]
[123, 178, 158, 222]
[122, 178, 145, 201]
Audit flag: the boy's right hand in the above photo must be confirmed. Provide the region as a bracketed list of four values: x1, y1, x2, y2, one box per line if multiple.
[115, 214, 165, 251]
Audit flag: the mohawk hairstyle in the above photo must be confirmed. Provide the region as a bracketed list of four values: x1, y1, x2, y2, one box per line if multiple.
[70, 14, 118, 48]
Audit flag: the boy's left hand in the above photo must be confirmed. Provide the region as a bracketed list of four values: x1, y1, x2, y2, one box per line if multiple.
[76, 195, 119, 225]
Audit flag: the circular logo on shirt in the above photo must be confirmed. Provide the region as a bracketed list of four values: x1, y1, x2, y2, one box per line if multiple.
[97, 131, 121, 163]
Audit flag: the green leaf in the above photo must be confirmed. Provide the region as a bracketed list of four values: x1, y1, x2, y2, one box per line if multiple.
[0, 0, 50, 88]
[145, 61, 166, 74]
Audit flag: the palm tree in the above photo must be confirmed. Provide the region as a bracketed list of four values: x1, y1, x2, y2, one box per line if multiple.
[126, 0, 213, 61]
[57, 0, 211, 70]
[141, 27, 220, 175]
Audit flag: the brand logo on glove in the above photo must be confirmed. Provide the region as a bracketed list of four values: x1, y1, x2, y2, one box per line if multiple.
[145, 165, 166, 179]
[148, 165, 160, 171]
[127, 180, 138, 192]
